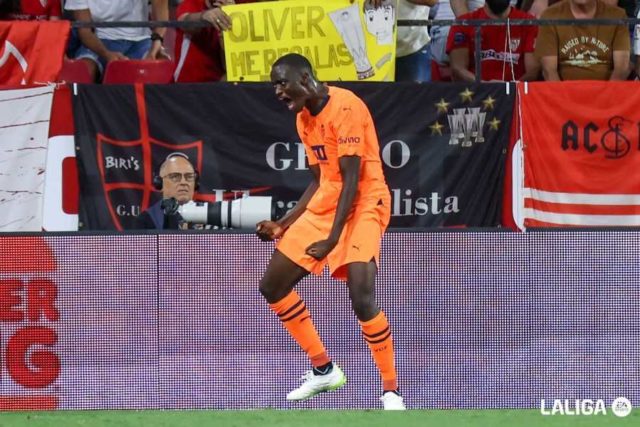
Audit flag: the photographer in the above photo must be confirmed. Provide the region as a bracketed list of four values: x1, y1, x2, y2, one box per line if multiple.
[134, 152, 201, 230]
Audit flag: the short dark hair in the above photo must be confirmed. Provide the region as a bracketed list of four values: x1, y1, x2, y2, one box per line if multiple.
[272, 53, 314, 74]
[363, 0, 394, 11]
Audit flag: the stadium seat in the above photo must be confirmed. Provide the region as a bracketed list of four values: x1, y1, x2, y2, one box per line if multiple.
[102, 60, 174, 84]
[59, 59, 93, 84]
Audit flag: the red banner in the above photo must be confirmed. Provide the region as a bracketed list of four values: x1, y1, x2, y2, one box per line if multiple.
[42, 85, 79, 231]
[520, 81, 640, 227]
[0, 21, 70, 85]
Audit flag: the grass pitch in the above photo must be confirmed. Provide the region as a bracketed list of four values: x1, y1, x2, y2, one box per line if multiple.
[0, 410, 638, 427]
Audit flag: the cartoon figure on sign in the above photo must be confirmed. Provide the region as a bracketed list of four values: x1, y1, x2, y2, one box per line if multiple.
[329, 3, 375, 80]
[363, 0, 395, 45]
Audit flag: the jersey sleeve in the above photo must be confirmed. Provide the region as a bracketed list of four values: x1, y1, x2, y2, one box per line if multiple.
[523, 25, 538, 53]
[612, 9, 631, 52]
[520, 13, 538, 53]
[446, 20, 472, 54]
[534, 10, 559, 59]
[334, 98, 368, 158]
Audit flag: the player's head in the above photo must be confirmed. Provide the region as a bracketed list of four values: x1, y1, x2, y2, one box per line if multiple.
[156, 153, 197, 204]
[270, 53, 317, 114]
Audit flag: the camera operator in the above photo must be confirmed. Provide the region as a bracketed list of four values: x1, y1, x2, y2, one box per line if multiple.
[134, 152, 202, 230]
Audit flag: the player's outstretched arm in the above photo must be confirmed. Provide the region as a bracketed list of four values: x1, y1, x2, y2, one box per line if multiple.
[306, 155, 360, 259]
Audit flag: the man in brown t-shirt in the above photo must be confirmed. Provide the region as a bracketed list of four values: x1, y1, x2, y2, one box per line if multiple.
[535, 0, 630, 80]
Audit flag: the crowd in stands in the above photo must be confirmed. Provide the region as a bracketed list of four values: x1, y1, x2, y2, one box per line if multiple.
[0, 0, 639, 82]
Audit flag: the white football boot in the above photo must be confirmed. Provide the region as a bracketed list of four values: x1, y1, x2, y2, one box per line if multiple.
[380, 391, 406, 410]
[286, 364, 347, 401]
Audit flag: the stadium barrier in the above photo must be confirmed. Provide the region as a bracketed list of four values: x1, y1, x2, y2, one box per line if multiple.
[0, 231, 637, 409]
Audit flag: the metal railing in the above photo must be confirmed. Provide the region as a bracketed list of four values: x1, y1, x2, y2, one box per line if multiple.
[71, 17, 639, 82]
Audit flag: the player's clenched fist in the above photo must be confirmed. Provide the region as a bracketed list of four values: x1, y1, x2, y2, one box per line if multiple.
[256, 220, 284, 241]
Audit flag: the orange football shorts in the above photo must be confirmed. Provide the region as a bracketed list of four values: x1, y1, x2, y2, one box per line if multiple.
[276, 194, 391, 281]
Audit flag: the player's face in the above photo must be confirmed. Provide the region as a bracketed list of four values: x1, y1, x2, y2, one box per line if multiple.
[271, 65, 308, 113]
[161, 157, 196, 204]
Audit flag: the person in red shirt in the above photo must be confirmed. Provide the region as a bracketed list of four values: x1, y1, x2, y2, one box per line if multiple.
[0, 0, 61, 20]
[173, 0, 229, 82]
[446, 0, 540, 81]
[174, 0, 256, 82]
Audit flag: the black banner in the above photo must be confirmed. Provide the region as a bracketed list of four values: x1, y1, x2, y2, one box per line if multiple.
[73, 82, 514, 230]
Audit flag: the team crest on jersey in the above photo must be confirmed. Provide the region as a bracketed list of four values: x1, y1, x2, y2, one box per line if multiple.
[509, 38, 521, 51]
[453, 31, 467, 45]
[311, 145, 328, 161]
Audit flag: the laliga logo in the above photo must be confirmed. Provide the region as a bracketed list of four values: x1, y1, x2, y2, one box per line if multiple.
[0, 40, 28, 85]
[540, 397, 632, 417]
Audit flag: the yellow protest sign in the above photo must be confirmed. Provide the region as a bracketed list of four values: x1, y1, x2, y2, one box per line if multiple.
[222, 0, 397, 82]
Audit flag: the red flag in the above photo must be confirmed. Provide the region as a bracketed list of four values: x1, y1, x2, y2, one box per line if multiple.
[0, 21, 70, 85]
[42, 86, 79, 231]
[520, 81, 640, 227]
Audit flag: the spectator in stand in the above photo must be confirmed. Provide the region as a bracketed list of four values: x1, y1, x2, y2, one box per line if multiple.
[447, 0, 540, 81]
[134, 152, 200, 230]
[65, 0, 170, 82]
[535, 0, 630, 80]
[63, 3, 82, 59]
[173, 0, 231, 82]
[396, 0, 435, 82]
[0, 0, 61, 20]
[429, 0, 485, 81]
[174, 0, 259, 82]
[522, 0, 621, 17]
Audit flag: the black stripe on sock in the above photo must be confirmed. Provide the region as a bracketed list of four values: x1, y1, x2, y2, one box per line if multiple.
[365, 330, 392, 344]
[363, 325, 389, 339]
[281, 305, 307, 322]
[277, 299, 303, 318]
